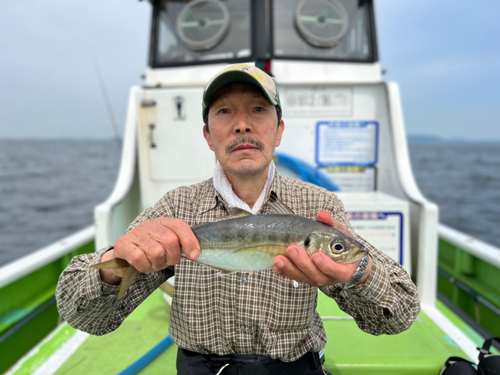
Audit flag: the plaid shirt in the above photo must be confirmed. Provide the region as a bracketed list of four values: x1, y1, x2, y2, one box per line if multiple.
[56, 174, 420, 362]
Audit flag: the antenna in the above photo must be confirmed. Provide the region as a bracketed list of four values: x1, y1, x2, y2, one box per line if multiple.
[91, 55, 122, 150]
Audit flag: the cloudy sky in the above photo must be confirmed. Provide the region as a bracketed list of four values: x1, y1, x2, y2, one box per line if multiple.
[1, 0, 499, 141]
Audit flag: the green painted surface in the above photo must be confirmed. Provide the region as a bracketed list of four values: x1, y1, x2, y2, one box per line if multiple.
[1, 299, 61, 374]
[316, 292, 465, 374]
[20, 290, 472, 375]
[0, 241, 94, 333]
[436, 299, 485, 347]
[116, 291, 469, 375]
[10, 324, 77, 375]
[53, 290, 172, 375]
[438, 237, 500, 338]
[436, 299, 499, 355]
[0, 240, 94, 374]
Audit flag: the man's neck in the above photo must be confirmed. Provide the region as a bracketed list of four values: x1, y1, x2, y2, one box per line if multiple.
[225, 167, 269, 209]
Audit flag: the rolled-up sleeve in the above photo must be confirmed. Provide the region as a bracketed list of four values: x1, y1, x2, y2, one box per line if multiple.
[56, 202, 176, 335]
[319, 194, 420, 335]
[56, 246, 172, 335]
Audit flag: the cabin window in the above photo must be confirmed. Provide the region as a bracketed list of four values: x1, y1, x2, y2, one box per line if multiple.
[272, 0, 373, 62]
[155, 0, 252, 66]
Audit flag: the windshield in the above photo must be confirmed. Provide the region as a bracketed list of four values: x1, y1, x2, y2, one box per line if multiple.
[273, 0, 373, 61]
[154, 0, 251, 66]
[150, 0, 376, 68]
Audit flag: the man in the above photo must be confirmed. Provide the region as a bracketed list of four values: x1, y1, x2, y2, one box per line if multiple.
[56, 64, 420, 375]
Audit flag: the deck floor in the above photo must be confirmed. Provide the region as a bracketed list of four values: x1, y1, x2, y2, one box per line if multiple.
[9, 289, 472, 375]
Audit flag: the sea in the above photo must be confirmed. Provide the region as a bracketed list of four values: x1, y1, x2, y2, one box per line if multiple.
[0, 140, 499, 266]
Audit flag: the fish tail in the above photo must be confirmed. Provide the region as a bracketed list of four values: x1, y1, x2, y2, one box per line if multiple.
[119, 266, 140, 299]
[91, 258, 138, 299]
[91, 258, 130, 269]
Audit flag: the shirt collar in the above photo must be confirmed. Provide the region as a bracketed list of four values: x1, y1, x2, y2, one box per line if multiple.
[196, 169, 282, 216]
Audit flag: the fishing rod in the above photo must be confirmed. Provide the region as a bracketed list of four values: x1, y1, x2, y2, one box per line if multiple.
[91, 55, 122, 151]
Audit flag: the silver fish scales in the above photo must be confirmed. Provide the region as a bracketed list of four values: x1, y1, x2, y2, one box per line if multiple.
[93, 214, 367, 298]
[192, 214, 367, 272]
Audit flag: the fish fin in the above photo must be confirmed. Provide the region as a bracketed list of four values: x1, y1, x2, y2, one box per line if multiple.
[118, 266, 140, 299]
[159, 282, 174, 297]
[91, 258, 129, 269]
[226, 207, 254, 218]
[193, 208, 252, 228]
[232, 245, 288, 256]
[270, 196, 295, 215]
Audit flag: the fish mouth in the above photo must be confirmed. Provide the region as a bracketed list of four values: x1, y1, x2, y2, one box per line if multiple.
[226, 136, 264, 154]
[345, 248, 368, 263]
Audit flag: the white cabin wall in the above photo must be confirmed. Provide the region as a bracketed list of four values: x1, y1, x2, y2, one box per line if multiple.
[137, 87, 216, 210]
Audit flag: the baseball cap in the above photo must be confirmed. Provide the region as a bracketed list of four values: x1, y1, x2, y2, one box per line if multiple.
[202, 64, 282, 120]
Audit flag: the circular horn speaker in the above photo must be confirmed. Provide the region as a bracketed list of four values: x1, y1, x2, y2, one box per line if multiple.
[295, 0, 349, 48]
[176, 0, 230, 51]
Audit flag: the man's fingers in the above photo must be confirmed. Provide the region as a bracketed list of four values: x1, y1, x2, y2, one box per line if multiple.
[311, 253, 357, 283]
[273, 245, 333, 286]
[158, 218, 200, 259]
[272, 255, 318, 286]
[131, 235, 168, 270]
[153, 228, 181, 266]
[115, 238, 153, 272]
[286, 246, 331, 286]
[316, 211, 352, 236]
[316, 211, 335, 226]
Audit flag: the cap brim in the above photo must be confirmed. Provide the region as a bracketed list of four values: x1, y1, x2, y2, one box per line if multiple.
[203, 70, 278, 117]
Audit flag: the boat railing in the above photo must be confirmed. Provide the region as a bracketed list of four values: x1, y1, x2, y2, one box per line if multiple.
[94, 87, 142, 251]
[385, 81, 440, 308]
[439, 224, 500, 268]
[0, 226, 94, 289]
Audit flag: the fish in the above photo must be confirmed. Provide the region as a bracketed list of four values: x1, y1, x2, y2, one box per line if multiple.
[92, 210, 367, 299]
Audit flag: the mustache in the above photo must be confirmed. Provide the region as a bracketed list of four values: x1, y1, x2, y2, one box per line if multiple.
[226, 136, 264, 154]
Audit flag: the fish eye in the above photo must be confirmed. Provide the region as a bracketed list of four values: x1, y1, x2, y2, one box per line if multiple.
[330, 241, 345, 252]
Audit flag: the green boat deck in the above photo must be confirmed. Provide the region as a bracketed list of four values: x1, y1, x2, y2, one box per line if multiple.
[9, 288, 481, 375]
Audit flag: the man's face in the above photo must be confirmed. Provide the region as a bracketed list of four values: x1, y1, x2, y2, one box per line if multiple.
[203, 83, 284, 179]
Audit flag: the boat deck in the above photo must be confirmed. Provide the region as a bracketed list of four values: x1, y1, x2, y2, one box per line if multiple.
[9, 289, 474, 375]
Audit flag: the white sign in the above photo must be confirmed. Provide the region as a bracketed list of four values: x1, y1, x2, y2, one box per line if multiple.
[316, 121, 378, 166]
[320, 166, 376, 192]
[347, 212, 403, 264]
[284, 87, 352, 117]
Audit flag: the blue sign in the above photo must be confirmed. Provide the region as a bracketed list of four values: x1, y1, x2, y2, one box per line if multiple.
[315, 121, 379, 167]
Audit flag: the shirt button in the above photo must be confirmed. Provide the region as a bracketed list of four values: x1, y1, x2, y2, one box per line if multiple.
[240, 324, 246, 331]
[242, 275, 248, 283]
[366, 290, 373, 298]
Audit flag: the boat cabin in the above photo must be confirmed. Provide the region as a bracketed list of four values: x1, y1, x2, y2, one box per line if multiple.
[97, 0, 428, 305]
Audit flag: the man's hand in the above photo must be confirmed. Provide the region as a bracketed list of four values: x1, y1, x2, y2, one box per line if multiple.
[272, 211, 372, 287]
[99, 218, 200, 285]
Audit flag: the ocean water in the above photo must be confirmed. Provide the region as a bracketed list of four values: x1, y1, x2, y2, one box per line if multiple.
[408, 142, 500, 249]
[0, 140, 499, 266]
[0, 140, 121, 265]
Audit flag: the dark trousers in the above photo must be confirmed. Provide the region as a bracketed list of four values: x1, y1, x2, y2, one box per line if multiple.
[176, 347, 332, 375]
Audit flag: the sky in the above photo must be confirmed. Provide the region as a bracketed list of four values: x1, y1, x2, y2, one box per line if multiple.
[0, 0, 499, 141]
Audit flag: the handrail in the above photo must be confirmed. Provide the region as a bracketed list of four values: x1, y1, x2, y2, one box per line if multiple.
[94, 87, 140, 249]
[0, 226, 95, 289]
[385, 82, 439, 308]
[439, 224, 500, 269]
[274, 152, 340, 191]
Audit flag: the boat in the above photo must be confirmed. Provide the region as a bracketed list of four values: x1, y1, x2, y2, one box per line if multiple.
[1, 0, 499, 374]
